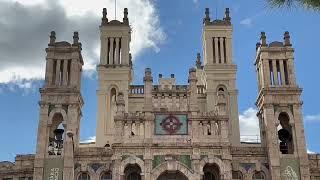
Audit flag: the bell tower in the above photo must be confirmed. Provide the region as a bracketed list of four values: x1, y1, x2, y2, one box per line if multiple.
[96, 8, 133, 147]
[255, 32, 310, 179]
[201, 8, 240, 145]
[34, 31, 84, 180]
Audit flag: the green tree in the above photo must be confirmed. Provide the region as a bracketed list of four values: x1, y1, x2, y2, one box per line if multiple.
[268, 0, 320, 10]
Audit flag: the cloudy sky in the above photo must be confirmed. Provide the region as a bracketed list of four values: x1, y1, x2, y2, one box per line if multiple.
[0, 0, 319, 160]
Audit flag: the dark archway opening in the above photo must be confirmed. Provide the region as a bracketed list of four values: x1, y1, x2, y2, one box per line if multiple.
[157, 171, 188, 180]
[124, 164, 141, 180]
[203, 164, 220, 180]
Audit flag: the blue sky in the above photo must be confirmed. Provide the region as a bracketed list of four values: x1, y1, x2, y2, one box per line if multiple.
[0, 0, 319, 161]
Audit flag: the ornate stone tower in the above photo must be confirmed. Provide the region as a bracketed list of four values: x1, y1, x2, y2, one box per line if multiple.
[255, 32, 310, 179]
[96, 8, 133, 147]
[201, 8, 240, 145]
[33, 31, 84, 180]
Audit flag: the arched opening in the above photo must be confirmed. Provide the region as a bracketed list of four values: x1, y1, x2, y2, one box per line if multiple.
[232, 171, 243, 180]
[78, 172, 90, 180]
[157, 171, 188, 180]
[277, 112, 293, 154]
[48, 113, 64, 156]
[124, 164, 141, 180]
[252, 171, 266, 180]
[203, 164, 220, 180]
[101, 171, 112, 180]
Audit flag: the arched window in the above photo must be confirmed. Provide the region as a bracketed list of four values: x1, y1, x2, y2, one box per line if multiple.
[110, 88, 117, 103]
[101, 171, 112, 180]
[203, 164, 220, 180]
[78, 172, 90, 180]
[124, 164, 141, 180]
[232, 171, 243, 180]
[48, 113, 65, 156]
[277, 112, 294, 154]
[252, 171, 265, 180]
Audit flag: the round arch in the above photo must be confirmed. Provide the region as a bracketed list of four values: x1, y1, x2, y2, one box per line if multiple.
[274, 108, 294, 126]
[48, 108, 68, 126]
[120, 156, 145, 176]
[151, 161, 194, 180]
[199, 157, 224, 175]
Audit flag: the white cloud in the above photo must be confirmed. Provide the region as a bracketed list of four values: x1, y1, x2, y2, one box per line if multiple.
[307, 149, 316, 154]
[239, 107, 261, 142]
[0, 0, 165, 85]
[305, 114, 320, 122]
[240, 18, 253, 26]
[80, 136, 96, 143]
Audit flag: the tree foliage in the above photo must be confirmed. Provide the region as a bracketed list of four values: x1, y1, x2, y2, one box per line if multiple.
[268, 0, 320, 10]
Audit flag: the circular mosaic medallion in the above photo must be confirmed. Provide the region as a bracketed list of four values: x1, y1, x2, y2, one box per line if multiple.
[160, 115, 182, 134]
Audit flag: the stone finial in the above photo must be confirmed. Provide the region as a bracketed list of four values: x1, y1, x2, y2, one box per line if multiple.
[224, 8, 231, 22]
[123, 8, 129, 25]
[102, 8, 108, 25]
[159, 74, 163, 78]
[144, 68, 153, 82]
[171, 74, 175, 78]
[196, 53, 201, 68]
[203, 8, 210, 25]
[260, 32, 267, 46]
[284, 31, 292, 46]
[73, 31, 79, 45]
[49, 31, 56, 45]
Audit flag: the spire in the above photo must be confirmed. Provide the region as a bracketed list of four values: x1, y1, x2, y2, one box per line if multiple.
[49, 31, 56, 45]
[123, 8, 129, 25]
[260, 32, 267, 46]
[224, 8, 231, 22]
[196, 53, 201, 68]
[203, 8, 211, 25]
[102, 8, 108, 25]
[284, 31, 292, 46]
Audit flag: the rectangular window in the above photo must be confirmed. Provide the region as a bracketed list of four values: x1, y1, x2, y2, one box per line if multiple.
[67, 59, 71, 85]
[52, 60, 57, 85]
[212, 37, 216, 63]
[223, 37, 227, 63]
[283, 60, 289, 85]
[269, 60, 274, 85]
[218, 38, 221, 63]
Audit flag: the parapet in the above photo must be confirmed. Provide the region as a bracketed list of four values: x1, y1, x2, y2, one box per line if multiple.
[203, 8, 231, 26]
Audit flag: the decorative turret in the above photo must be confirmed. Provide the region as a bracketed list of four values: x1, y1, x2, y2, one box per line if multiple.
[96, 7, 133, 147]
[284, 31, 292, 46]
[49, 31, 56, 45]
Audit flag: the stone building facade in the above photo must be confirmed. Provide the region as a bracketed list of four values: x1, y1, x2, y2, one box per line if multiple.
[1, 7, 320, 180]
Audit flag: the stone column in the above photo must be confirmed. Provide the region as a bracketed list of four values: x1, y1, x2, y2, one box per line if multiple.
[272, 60, 278, 85]
[143, 68, 153, 112]
[264, 105, 281, 180]
[188, 68, 198, 113]
[293, 104, 311, 180]
[55, 59, 61, 85]
[214, 37, 219, 63]
[63, 60, 68, 86]
[45, 59, 53, 86]
[33, 104, 49, 180]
